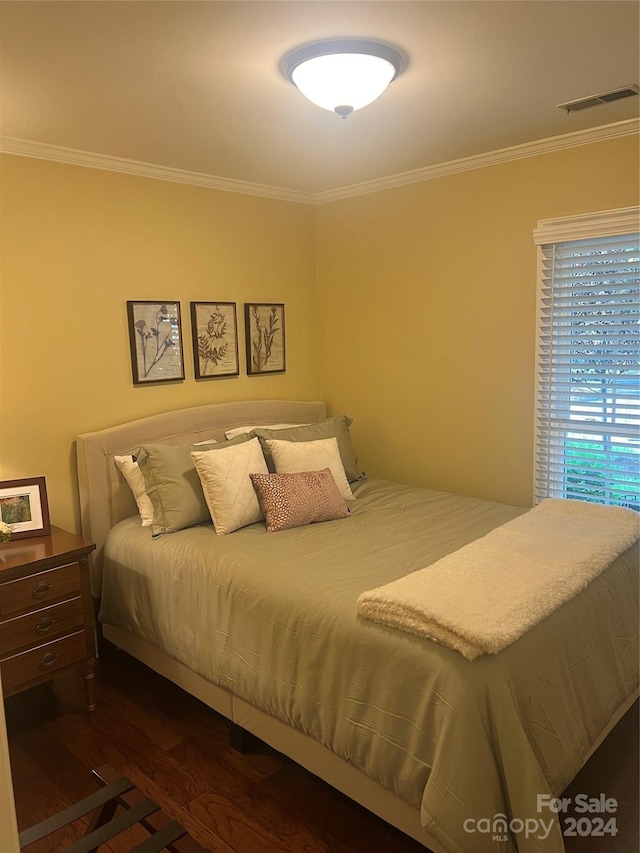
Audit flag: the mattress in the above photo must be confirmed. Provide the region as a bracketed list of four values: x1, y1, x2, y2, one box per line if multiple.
[99, 478, 639, 853]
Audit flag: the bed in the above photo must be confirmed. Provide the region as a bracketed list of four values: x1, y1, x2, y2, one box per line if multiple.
[76, 399, 639, 853]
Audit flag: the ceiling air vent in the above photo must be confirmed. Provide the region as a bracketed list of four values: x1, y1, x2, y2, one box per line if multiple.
[557, 84, 639, 113]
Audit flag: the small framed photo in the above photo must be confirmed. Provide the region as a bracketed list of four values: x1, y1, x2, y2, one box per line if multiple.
[190, 302, 239, 379]
[245, 303, 286, 375]
[127, 301, 185, 385]
[0, 477, 51, 540]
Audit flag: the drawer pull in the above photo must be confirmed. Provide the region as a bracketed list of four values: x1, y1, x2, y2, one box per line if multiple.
[36, 617, 55, 633]
[39, 652, 59, 668]
[33, 581, 52, 597]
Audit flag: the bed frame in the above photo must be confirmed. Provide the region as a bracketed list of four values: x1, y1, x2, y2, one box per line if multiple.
[76, 399, 637, 853]
[76, 399, 447, 851]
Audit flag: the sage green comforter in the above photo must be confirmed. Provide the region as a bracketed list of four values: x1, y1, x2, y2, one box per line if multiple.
[100, 479, 639, 853]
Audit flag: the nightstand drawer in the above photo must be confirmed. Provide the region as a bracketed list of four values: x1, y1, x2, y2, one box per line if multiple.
[0, 630, 87, 694]
[0, 562, 81, 617]
[0, 596, 84, 656]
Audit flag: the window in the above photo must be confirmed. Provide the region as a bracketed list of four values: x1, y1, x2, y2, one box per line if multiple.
[533, 208, 640, 510]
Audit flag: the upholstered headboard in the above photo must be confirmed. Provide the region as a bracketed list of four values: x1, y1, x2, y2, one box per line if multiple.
[76, 399, 326, 594]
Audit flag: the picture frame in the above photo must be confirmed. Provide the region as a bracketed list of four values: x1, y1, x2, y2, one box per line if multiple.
[126, 301, 185, 385]
[244, 303, 286, 375]
[190, 302, 239, 379]
[0, 477, 51, 540]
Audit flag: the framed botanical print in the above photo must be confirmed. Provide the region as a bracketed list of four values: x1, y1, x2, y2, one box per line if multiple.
[190, 302, 239, 379]
[244, 303, 286, 375]
[127, 301, 185, 385]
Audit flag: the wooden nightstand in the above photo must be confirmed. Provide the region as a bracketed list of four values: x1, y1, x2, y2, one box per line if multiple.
[0, 526, 96, 711]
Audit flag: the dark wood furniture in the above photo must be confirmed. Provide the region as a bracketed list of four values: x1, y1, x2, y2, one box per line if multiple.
[18, 764, 208, 852]
[0, 526, 96, 710]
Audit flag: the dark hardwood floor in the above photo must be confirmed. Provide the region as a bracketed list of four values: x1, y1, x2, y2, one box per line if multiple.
[5, 644, 638, 853]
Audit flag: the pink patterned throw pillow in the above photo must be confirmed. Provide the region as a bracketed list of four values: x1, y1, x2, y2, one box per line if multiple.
[250, 469, 350, 533]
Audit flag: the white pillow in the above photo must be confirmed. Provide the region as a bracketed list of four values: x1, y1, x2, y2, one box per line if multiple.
[224, 423, 305, 441]
[114, 455, 155, 526]
[265, 437, 354, 501]
[191, 437, 268, 535]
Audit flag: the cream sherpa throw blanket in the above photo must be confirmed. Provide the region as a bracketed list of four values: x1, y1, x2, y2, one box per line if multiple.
[357, 499, 639, 661]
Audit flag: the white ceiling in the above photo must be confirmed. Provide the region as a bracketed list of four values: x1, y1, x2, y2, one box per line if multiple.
[1, 1, 638, 195]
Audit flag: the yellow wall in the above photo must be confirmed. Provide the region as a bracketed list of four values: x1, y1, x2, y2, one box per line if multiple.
[0, 156, 319, 532]
[1, 136, 638, 529]
[315, 135, 639, 507]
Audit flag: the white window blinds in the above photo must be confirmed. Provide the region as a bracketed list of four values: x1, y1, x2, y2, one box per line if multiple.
[534, 208, 640, 510]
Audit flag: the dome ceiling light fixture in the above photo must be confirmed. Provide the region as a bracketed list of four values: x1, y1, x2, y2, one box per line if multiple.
[282, 38, 406, 118]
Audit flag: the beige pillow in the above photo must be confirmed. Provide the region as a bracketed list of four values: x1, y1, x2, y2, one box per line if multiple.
[114, 455, 154, 526]
[266, 437, 354, 501]
[224, 423, 304, 440]
[252, 416, 363, 483]
[191, 437, 269, 535]
[250, 469, 350, 533]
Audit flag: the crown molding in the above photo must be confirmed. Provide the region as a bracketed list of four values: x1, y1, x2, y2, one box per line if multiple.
[0, 136, 316, 205]
[1, 118, 637, 206]
[314, 118, 640, 204]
